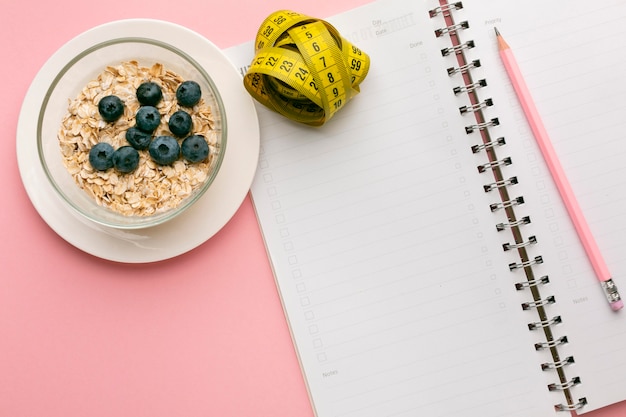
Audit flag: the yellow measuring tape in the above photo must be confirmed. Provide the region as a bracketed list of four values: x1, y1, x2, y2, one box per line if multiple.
[243, 10, 370, 126]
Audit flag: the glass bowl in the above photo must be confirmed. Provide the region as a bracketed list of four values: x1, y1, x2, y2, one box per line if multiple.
[38, 36, 226, 229]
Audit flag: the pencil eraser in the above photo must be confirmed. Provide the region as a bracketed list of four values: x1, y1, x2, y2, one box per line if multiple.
[610, 300, 624, 311]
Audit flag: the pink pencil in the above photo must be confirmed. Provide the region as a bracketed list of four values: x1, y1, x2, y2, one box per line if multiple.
[495, 28, 623, 311]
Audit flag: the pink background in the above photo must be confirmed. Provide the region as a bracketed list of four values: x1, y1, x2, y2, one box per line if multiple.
[1, 0, 624, 416]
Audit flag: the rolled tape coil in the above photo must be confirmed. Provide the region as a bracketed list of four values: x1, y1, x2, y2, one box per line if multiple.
[243, 10, 370, 126]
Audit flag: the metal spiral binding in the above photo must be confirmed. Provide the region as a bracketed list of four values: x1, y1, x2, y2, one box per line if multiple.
[549, 377, 581, 391]
[459, 98, 493, 114]
[503, 234, 536, 250]
[454, 79, 487, 95]
[490, 196, 524, 212]
[509, 256, 543, 271]
[496, 216, 531, 231]
[555, 398, 587, 412]
[516, 275, 549, 290]
[472, 136, 505, 154]
[522, 295, 556, 310]
[428, 1, 463, 17]
[535, 335, 566, 350]
[477, 156, 511, 173]
[465, 117, 498, 133]
[541, 356, 575, 371]
[435, 21, 469, 37]
[484, 176, 517, 192]
[528, 315, 562, 330]
[528, 316, 563, 330]
[441, 40, 475, 56]
[432, 3, 583, 412]
[447, 59, 481, 75]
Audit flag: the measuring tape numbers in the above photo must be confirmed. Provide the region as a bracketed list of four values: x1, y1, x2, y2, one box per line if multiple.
[243, 10, 370, 126]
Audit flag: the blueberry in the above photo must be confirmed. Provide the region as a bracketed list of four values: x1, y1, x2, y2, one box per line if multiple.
[149, 136, 180, 165]
[136, 82, 163, 106]
[135, 106, 161, 133]
[112, 146, 140, 173]
[176, 80, 202, 107]
[98, 95, 124, 122]
[88, 142, 115, 171]
[125, 127, 152, 150]
[181, 135, 209, 163]
[168, 110, 193, 137]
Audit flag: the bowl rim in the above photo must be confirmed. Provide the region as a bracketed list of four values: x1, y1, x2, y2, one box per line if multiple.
[37, 35, 228, 230]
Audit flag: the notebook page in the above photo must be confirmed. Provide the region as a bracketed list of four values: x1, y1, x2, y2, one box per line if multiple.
[459, 0, 626, 413]
[226, 1, 559, 416]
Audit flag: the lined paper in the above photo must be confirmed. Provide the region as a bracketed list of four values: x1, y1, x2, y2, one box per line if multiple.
[225, 0, 626, 415]
[458, 0, 626, 413]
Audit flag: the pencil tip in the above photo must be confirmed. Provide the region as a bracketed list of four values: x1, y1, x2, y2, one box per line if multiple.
[495, 27, 508, 50]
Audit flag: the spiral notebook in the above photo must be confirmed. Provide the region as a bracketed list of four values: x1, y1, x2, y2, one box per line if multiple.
[226, 0, 626, 415]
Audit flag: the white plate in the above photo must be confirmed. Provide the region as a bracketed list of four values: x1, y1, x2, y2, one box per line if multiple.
[16, 19, 260, 263]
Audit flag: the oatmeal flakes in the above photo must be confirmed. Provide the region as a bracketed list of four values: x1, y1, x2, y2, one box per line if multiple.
[57, 61, 220, 217]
